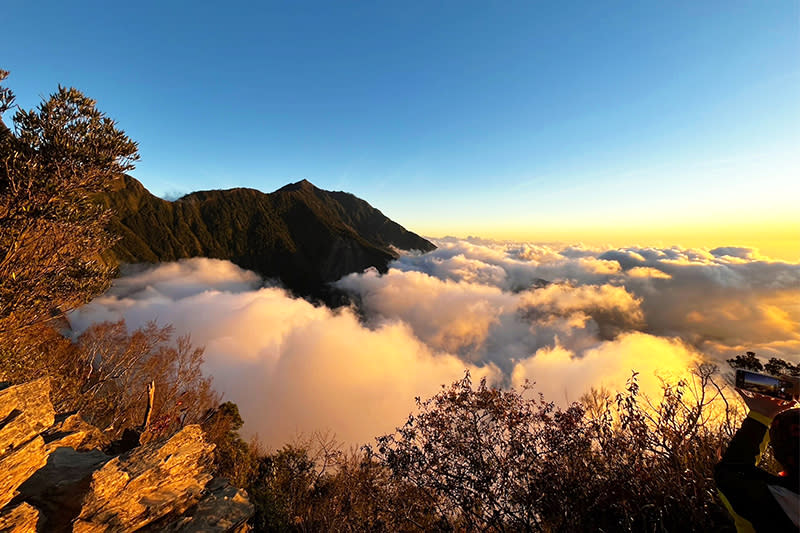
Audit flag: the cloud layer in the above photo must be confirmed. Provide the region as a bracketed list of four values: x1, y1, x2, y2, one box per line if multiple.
[70, 259, 498, 447]
[377, 238, 800, 361]
[70, 241, 800, 447]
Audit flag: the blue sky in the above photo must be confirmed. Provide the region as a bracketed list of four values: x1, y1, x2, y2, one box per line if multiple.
[4, 1, 798, 255]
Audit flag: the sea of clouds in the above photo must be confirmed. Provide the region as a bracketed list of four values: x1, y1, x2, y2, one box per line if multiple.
[69, 239, 800, 447]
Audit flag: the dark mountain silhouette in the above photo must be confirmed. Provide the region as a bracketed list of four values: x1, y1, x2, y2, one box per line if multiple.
[98, 176, 435, 298]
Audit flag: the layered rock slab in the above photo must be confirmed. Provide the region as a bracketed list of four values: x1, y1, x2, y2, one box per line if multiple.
[0, 379, 253, 532]
[0, 502, 40, 532]
[73, 425, 214, 532]
[0, 379, 55, 510]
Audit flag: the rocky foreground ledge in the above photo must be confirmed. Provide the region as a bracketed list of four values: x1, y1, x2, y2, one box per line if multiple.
[0, 378, 253, 532]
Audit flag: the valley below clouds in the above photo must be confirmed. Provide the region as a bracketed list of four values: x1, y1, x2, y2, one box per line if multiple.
[69, 239, 800, 448]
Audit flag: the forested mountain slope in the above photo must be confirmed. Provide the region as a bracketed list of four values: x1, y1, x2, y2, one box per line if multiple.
[98, 176, 435, 296]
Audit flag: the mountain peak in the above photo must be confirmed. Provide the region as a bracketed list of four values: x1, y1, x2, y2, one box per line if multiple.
[277, 179, 316, 193]
[98, 176, 436, 300]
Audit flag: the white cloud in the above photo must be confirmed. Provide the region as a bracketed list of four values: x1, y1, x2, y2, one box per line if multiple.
[70, 262, 497, 447]
[71, 239, 800, 446]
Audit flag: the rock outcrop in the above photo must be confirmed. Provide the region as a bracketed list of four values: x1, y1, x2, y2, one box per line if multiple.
[0, 379, 253, 532]
[0, 502, 40, 532]
[0, 379, 55, 510]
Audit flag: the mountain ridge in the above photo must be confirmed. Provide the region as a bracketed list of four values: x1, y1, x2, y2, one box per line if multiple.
[98, 176, 435, 298]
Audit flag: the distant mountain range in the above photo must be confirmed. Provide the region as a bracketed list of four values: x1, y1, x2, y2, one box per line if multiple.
[98, 176, 435, 298]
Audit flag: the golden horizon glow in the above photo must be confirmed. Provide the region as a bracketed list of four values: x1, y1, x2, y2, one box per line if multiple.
[417, 218, 800, 262]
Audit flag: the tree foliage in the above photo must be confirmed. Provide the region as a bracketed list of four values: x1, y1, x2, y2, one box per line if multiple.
[203, 401, 258, 488]
[0, 70, 138, 337]
[0, 72, 219, 445]
[727, 351, 800, 377]
[726, 351, 763, 372]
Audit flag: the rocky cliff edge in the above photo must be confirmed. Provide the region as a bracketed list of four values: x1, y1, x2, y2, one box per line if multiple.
[0, 378, 253, 532]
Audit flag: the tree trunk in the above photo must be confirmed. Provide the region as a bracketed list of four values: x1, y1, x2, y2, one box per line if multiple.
[143, 380, 155, 429]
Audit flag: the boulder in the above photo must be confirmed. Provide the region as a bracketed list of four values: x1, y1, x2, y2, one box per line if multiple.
[44, 414, 109, 453]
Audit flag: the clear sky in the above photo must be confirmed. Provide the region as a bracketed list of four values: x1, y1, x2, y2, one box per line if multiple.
[4, 1, 799, 259]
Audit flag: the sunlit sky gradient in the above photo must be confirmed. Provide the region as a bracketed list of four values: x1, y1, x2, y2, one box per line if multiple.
[4, 1, 799, 259]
